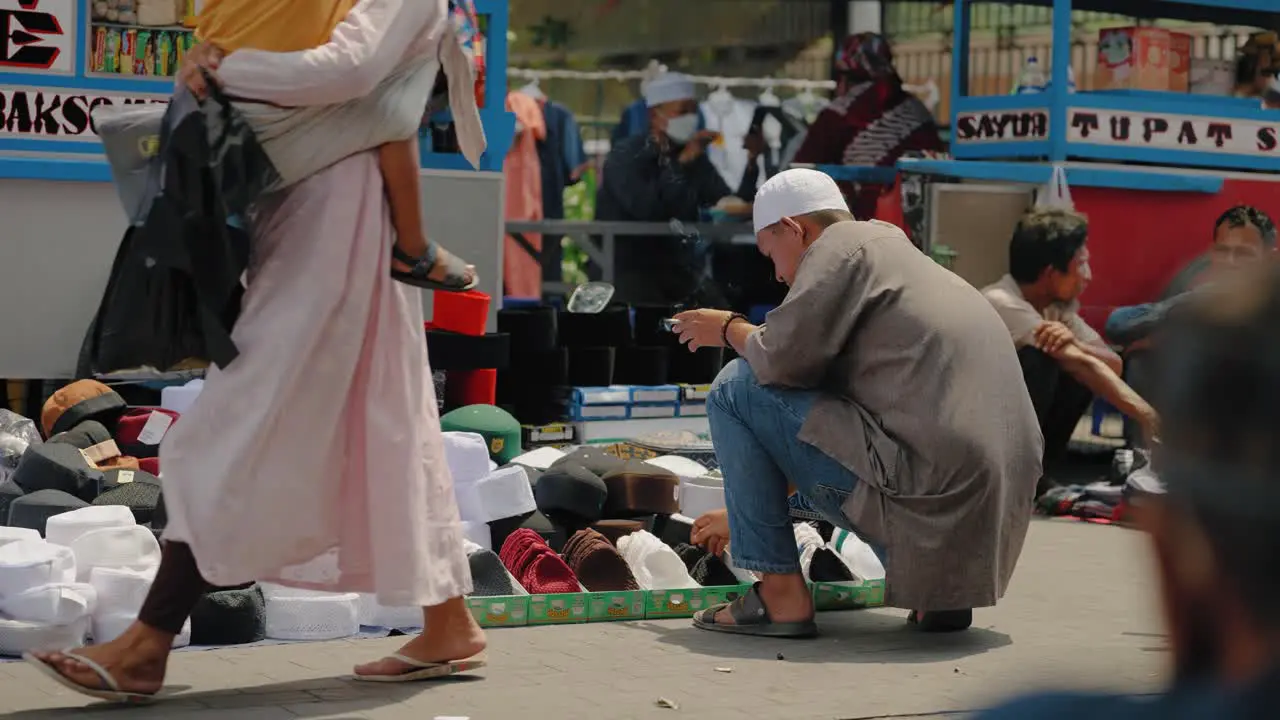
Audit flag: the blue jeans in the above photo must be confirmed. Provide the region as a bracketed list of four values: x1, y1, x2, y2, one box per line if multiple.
[707, 359, 862, 575]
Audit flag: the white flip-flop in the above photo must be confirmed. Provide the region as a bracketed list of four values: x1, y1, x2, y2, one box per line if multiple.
[352, 654, 487, 683]
[23, 651, 160, 704]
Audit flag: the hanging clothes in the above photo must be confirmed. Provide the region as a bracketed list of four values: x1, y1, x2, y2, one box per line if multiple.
[748, 105, 806, 179]
[536, 98, 586, 220]
[504, 90, 546, 300]
[699, 92, 762, 193]
[534, 97, 585, 286]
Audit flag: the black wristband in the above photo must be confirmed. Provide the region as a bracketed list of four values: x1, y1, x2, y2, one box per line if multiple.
[721, 313, 747, 348]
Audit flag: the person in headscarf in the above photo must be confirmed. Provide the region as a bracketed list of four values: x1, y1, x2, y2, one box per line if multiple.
[25, 0, 488, 703]
[791, 33, 944, 220]
[975, 259, 1280, 720]
[670, 169, 1040, 638]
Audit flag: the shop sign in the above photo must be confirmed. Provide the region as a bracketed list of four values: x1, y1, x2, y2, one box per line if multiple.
[954, 109, 1049, 143]
[1068, 108, 1280, 157]
[0, 0, 76, 74]
[0, 85, 167, 139]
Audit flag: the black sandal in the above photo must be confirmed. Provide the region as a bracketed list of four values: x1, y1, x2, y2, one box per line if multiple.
[907, 609, 973, 633]
[392, 241, 477, 292]
[692, 582, 818, 638]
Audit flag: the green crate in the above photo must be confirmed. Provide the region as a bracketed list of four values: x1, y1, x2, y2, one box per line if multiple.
[528, 592, 591, 625]
[587, 590, 647, 622]
[812, 580, 886, 612]
[466, 595, 531, 627]
[644, 585, 752, 619]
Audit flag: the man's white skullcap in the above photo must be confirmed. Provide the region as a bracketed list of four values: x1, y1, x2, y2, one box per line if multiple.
[643, 72, 696, 107]
[752, 168, 850, 233]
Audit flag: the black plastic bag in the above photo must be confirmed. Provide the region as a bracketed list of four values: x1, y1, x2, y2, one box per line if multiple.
[76, 225, 248, 377]
[78, 80, 272, 376]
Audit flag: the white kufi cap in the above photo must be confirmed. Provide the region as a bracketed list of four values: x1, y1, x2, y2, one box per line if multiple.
[752, 168, 850, 233]
[643, 72, 696, 107]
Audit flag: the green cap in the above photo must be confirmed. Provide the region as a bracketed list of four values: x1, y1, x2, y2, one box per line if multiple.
[441, 405, 523, 464]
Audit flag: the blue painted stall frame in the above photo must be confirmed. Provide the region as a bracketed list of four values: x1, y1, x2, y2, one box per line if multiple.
[0, 0, 513, 182]
[928, 0, 1280, 192]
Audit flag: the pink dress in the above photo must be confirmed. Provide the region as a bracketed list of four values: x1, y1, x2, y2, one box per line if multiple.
[158, 0, 473, 608]
[503, 91, 545, 299]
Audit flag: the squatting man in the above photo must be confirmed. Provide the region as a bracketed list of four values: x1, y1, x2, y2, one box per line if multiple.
[668, 168, 1042, 637]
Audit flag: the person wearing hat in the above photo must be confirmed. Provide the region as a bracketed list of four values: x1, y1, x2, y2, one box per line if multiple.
[977, 261, 1280, 719]
[672, 168, 1041, 638]
[610, 61, 707, 144]
[595, 71, 766, 305]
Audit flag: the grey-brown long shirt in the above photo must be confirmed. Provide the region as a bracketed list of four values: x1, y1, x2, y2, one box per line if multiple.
[741, 220, 1043, 611]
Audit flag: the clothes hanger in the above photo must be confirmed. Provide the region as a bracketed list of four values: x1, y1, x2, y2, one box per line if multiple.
[706, 83, 735, 120]
[796, 86, 819, 110]
[757, 84, 781, 108]
[639, 59, 667, 95]
[520, 77, 545, 101]
[903, 78, 940, 113]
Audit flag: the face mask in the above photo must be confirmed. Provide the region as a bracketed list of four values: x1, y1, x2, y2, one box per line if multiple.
[664, 114, 698, 144]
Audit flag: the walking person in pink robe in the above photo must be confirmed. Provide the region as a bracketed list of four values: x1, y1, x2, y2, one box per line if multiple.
[26, 0, 488, 703]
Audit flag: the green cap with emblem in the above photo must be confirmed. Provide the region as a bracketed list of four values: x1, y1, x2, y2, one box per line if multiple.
[441, 405, 523, 464]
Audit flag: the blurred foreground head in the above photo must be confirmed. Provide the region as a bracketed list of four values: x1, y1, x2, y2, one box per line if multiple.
[1147, 258, 1280, 684]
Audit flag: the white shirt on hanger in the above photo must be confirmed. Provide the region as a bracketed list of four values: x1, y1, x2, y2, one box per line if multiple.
[700, 94, 764, 192]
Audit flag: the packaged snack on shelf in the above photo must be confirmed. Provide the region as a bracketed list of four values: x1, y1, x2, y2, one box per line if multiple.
[103, 29, 122, 73]
[135, 31, 152, 75]
[92, 27, 108, 72]
[156, 31, 173, 76]
[120, 29, 137, 75]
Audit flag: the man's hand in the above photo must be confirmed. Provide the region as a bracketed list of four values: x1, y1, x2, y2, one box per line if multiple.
[1141, 409, 1161, 447]
[1034, 321, 1076, 356]
[672, 308, 734, 351]
[677, 130, 719, 164]
[691, 509, 730, 557]
[178, 42, 225, 99]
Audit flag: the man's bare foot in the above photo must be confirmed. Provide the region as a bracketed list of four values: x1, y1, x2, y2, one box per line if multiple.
[354, 598, 487, 677]
[711, 573, 813, 626]
[391, 235, 476, 287]
[29, 623, 173, 696]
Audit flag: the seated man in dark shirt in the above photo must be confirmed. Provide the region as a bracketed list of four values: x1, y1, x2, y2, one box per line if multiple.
[977, 261, 1280, 720]
[1106, 206, 1275, 445]
[595, 72, 763, 305]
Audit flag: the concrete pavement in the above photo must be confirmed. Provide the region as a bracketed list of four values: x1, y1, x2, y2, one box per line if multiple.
[0, 518, 1167, 720]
